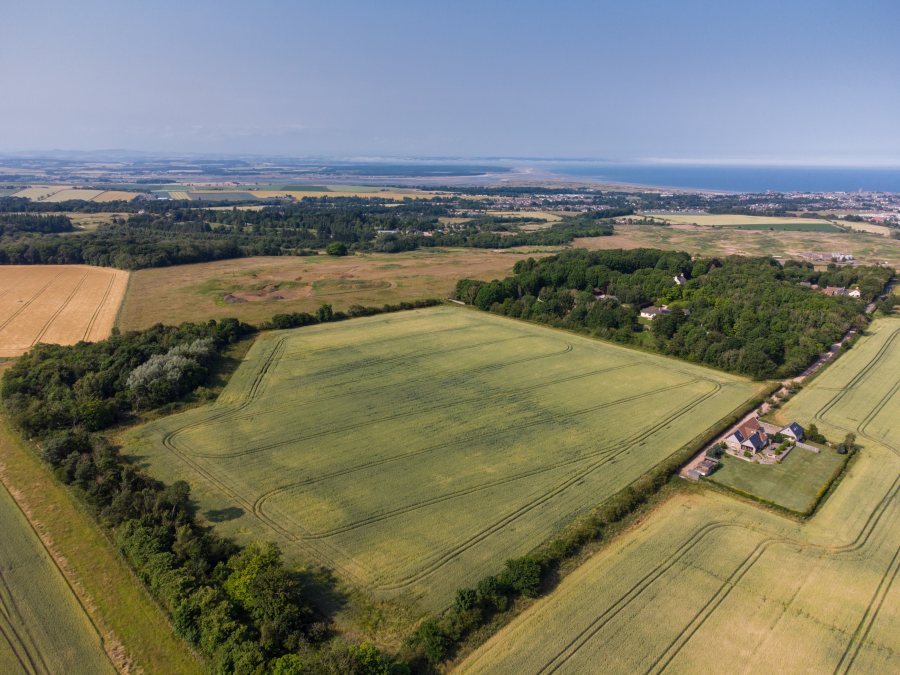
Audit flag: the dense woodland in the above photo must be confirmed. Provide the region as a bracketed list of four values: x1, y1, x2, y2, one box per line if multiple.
[456, 249, 892, 379]
[0, 197, 617, 269]
[0, 212, 74, 235]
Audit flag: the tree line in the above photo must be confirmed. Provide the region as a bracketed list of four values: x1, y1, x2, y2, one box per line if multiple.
[455, 248, 891, 379]
[0, 197, 618, 269]
[0, 212, 74, 235]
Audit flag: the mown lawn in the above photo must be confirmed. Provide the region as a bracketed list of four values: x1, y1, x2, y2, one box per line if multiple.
[709, 446, 847, 513]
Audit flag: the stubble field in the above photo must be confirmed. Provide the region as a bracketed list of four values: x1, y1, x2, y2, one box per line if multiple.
[124, 307, 761, 609]
[460, 317, 900, 674]
[115, 249, 544, 330]
[0, 482, 114, 674]
[0, 266, 128, 357]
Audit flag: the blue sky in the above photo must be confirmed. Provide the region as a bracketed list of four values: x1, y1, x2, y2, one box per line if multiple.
[1, 0, 898, 163]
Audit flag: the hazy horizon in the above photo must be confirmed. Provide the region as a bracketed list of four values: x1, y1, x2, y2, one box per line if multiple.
[2, 1, 899, 164]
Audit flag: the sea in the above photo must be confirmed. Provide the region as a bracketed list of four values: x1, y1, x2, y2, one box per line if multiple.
[544, 163, 900, 193]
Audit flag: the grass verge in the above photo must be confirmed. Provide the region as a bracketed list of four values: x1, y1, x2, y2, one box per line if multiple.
[0, 412, 203, 674]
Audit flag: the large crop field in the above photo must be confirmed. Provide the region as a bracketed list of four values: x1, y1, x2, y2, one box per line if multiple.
[125, 307, 761, 609]
[644, 213, 844, 229]
[10, 186, 140, 202]
[0, 482, 114, 674]
[0, 265, 128, 357]
[460, 317, 900, 674]
[577, 222, 900, 267]
[115, 249, 544, 330]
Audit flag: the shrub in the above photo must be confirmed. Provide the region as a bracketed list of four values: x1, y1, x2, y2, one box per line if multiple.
[326, 241, 348, 256]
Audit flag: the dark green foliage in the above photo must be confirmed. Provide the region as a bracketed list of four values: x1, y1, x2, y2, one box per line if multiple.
[263, 299, 443, 330]
[0, 197, 615, 269]
[0, 213, 74, 235]
[415, 619, 448, 666]
[806, 423, 828, 444]
[2, 319, 253, 436]
[456, 249, 891, 379]
[498, 557, 543, 598]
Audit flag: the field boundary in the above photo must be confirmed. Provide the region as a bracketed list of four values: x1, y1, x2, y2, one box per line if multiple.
[0, 412, 203, 674]
[0, 474, 116, 673]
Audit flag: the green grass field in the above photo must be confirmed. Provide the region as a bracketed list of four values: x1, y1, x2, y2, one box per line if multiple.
[0, 483, 114, 674]
[460, 317, 900, 674]
[124, 307, 760, 612]
[709, 448, 846, 513]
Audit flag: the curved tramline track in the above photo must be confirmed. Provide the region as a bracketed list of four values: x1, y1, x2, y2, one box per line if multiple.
[467, 319, 900, 675]
[170, 333, 571, 449]
[128, 308, 763, 601]
[527, 476, 900, 674]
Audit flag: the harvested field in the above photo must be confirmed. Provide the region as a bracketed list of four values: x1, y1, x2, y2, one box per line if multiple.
[92, 190, 141, 202]
[125, 307, 762, 609]
[577, 223, 900, 267]
[0, 265, 128, 357]
[40, 189, 105, 202]
[10, 186, 140, 203]
[11, 186, 69, 201]
[116, 249, 541, 329]
[460, 317, 900, 674]
[251, 188, 437, 201]
[0, 481, 114, 674]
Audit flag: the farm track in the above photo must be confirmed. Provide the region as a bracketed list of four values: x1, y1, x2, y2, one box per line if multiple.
[129, 310, 764, 602]
[248, 363, 640, 494]
[529, 324, 900, 674]
[194, 333, 558, 430]
[0, 567, 48, 675]
[165, 338, 577, 459]
[537, 473, 900, 673]
[81, 274, 116, 341]
[0, 270, 65, 334]
[255, 379, 707, 539]
[162, 376, 713, 584]
[835, 544, 900, 675]
[361, 380, 724, 591]
[29, 273, 88, 347]
[814, 326, 900, 423]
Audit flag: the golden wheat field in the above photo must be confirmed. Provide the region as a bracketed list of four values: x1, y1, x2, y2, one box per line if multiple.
[0, 266, 128, 357]
[459, 317, 900, 674]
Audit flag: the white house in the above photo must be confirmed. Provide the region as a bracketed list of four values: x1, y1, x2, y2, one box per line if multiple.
[640, 306, 670, 320]
[780, 422, 805, 441]
[674, 274, 687, 285]
[849, 287, 862, 298]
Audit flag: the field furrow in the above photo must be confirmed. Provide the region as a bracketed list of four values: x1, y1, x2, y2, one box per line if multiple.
[126, 306, 762, 606]
[0, 266, 128, 356]
[460, 316, 900, 674]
